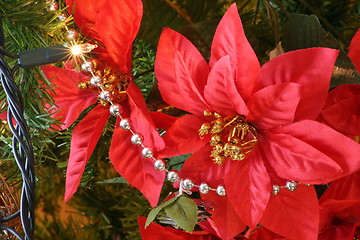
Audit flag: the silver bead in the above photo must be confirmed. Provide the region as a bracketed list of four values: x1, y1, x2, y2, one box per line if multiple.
[167, 171, 179, 183]
[131, 133, 143, 145]
[199, 183, 210, 194]
[216, 185, 226, 196]
[110, 104, 122, 116]
[46, 0, 58, 11]
[285, 181, 297, 191]
[99, 91, 111, 102]
[154, 159, 166, 171]
[182, 179, 194, 190]
[119, 119, 131, 130]
[66, 29, 78, 41]
[58, 14, 67, 22]
[272, 185, 280, 195]
[142, 147, 153, 158]
[81, 61, 93, 72]
[90, 75, 102, 87]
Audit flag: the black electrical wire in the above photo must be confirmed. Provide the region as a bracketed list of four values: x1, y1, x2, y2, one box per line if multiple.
[0, 52, 35, 240]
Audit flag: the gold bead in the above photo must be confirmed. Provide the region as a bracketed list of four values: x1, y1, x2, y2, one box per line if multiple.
[77, 81, 88, 89]
[213, 155, 225, 165]
[204, 110, 212, 116]
[210, 134, 221, 146]
[199, 123, 211, 136]
[232, 153, 245, 161]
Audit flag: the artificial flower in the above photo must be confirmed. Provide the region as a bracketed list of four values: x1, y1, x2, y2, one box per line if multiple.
[42, 0, 165, 207]
[155, 3, 360, 239]
[318, 171, 360, 239]
[320, 29, 360, 139]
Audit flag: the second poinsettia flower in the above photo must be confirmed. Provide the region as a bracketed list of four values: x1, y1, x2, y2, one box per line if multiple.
[155, 3, 360, 240]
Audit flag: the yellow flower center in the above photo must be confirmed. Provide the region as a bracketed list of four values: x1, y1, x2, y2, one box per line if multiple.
[199, 111, 258, 165]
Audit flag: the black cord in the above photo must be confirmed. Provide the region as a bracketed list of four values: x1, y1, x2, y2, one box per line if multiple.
[0, 53, 35, 240]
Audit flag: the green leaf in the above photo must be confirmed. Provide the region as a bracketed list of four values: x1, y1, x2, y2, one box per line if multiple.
[138, 0, 220, 47]
[168, 153, 192, 171]
[164, 196, 197, 233]
[145, 195, 179, 228]
[283, 13, 360, 88]
[97, 177, 128, 184]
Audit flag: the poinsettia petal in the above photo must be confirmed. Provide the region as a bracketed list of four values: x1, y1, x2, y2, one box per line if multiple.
[261, 128, 344, 184]
[272, 120, 360, 180]
[173, 51, 210, 114]
[319, 223, 357, 240]
[246, 226, 287, 240]
[349, 29, 360, 71]
[95, 0, 142, 73]
[66, 0, 105, 39]
[204, 56, 248, 116]
[201, 192, 246, 239]
[209, 4, 260, 101]
[256, 48, 339, 121]
[247, 82, 301, 130]
[109, 82, 165, 207]
[127, 82, 165, 152]
[156, 28, 209, 115]
[224, 150, 271, 227]
[65, 105, 110, 201]
[159, 114, 209, 158]
[321, 84, 360, 137]
[42, 65, 98, 130]
[320, 171, 360, 202]
[261, 185, 319, 240]
[138, 217, 219, 240]
[110, 121, 165, 207]
[178, 145, 213, 184]
[150, 112, 178, 130]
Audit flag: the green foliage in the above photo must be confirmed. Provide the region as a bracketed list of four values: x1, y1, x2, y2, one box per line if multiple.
[146, 195, 198, 233]
[1, 0, 360, 239]
[164, 196, 198, 232]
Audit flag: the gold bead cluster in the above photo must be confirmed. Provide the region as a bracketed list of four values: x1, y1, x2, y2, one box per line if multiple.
[199, 111, 258, 165]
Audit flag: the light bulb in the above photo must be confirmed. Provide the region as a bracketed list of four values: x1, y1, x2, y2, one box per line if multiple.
[70, 43, 97, 56]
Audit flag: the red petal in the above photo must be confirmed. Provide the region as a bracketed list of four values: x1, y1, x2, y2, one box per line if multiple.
[272, 120, 360, 180]
[209, 4, 260, 102]
[320, 171, 360, 202]
[138, 217, 219, 240]
[246, 226, 287, 240]
[262, 125, 344, 184]
[224, 150, 271, 227]
[65, 105, 110, 201]
[247, 82, 301, 130]
[349, 29, 360, 71]
[256, 48, 339, 121]
[95, 0, 142, 73]
[159, 114, 208, 158]
[109, 122, 164, 207]
[321, 84, 360, 137]
[204, 56, 248, 116]
[150, 112, 177, 130]
[178, 145, 213, 184]
[127, 82, 165, 152]
[202, 192, 246, 239]
[66, 0, 105, 39]
[156, 28, 209, 115]
[110, 82, 165, 207]
[261, 185, 319, 240]
[42, 65, 98, 130]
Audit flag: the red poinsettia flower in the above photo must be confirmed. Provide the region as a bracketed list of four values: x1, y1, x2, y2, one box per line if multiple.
[155, 3, 360, 239]
[320, 29, 360, 139]
[42, 0, 165, 207]
[318, 171, 360, 240]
